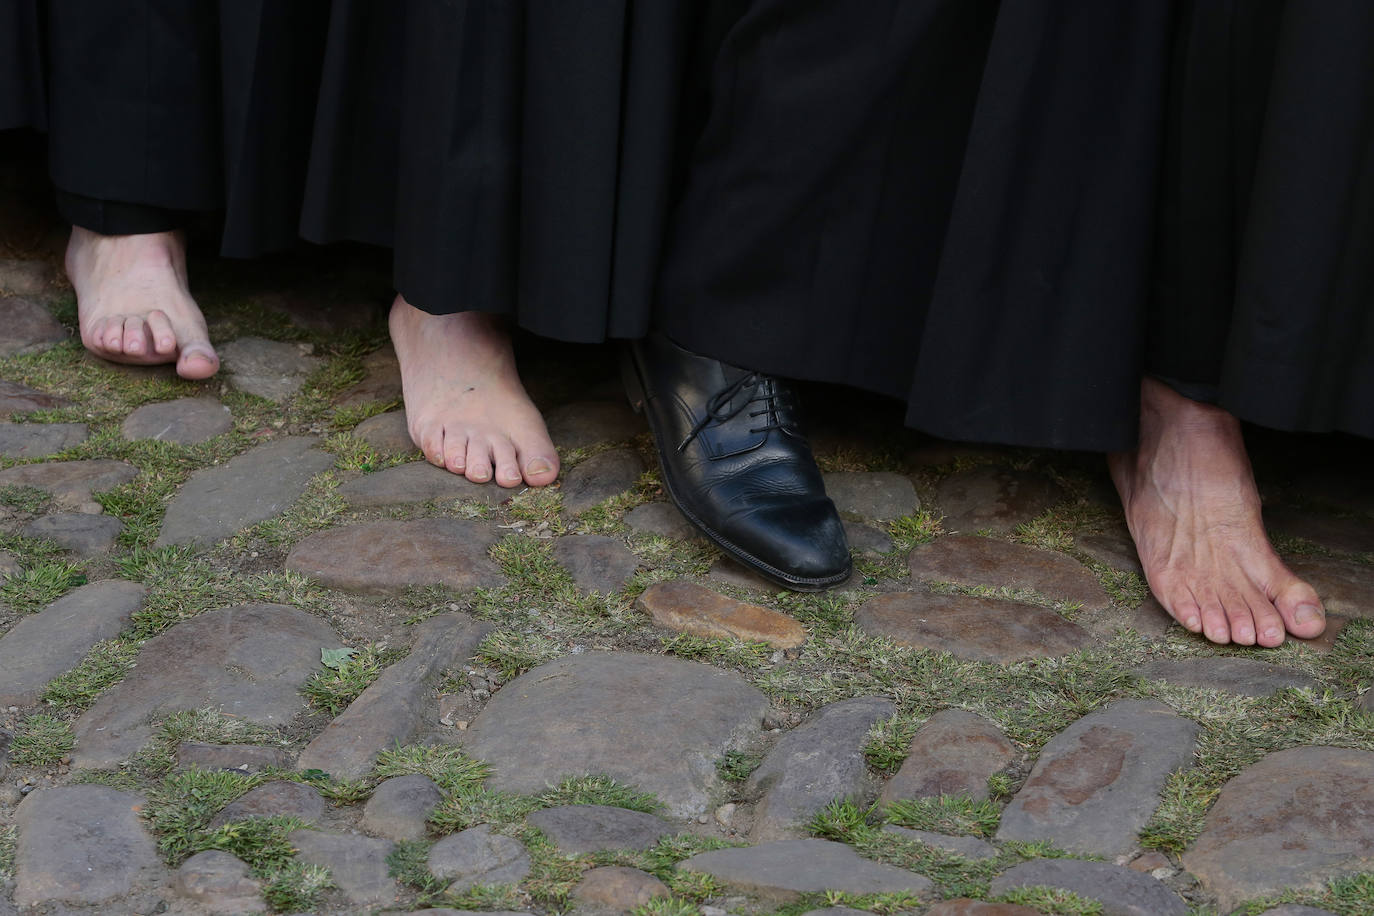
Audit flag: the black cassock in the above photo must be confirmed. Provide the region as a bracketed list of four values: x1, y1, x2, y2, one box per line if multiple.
[5, 1, 1368, 446]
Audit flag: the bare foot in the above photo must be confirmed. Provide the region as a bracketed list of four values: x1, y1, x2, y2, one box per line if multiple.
[65, 226, 219, 379]
[388, 295, 559, 488]
[1108, 378, 1325, 646]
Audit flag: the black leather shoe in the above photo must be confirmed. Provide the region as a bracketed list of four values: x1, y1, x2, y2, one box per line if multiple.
[623, 332, 850, 591]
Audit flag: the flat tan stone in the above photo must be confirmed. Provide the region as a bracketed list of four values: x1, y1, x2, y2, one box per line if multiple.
[286, 519, 506, 593]
[909, 535, 1110, 611]
[880, 709, 1017, 804]
[637, 581, 806, 648]
[856, 591, 1091, 663]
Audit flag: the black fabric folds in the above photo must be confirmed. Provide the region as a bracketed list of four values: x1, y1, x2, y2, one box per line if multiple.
[1152, 0, 1374, 438]
[0, 0, 44, 130]
[41, 0, 328, 254]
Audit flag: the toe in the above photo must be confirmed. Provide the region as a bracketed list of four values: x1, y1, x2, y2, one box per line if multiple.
[521, 451, 560, 488]
[175, 341, 219, 380]
[1196, 590, 1232, 645]
[1245, 588, 1287, 647]
[145, 310, 177, 356]
[491, 439, 523, 488]
[101, 317, 127, 353]
[1221, 589, 1257, 645]
[1272, 573, 1326, 640]
[443, 431, 469, 475]
[419, 425, 446, 468]
[122, 316, 150, 356]
[1153, 572, 1204, 632]
[464, 439, 494, 484]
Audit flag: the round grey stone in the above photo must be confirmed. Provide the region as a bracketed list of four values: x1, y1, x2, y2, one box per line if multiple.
[219, 336, 322, 401]
[428, 824, 531, 891]
[573, 865, 669, 911]
[121, 397, 233, 445]
[337, 460, 509, 508]
[0, 295, 65, 357]
[289, 829, 399, 906]
[822, 471, 919, 521]
[988, 859, 1187, 916]
[526, 805, 673, 854]
[22, 512, 123, 556]
[843, 521, 893, 555]
[362, 774, 443, 841]
[463, 652, 769, 818]
[553, 534, 640, 595]
[353, 410, 415, 456]
[210, 781, 325, 828]
[625, 502, 700, 540]
[561, 448, 645, 515]
[0, 421, 87, 458]
[879, 709, 1017, 805]
[934, 467, 1065, 534]
[1135, 657, 1319, 697]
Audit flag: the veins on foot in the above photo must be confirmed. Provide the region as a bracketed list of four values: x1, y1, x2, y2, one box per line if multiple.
[388, 295, 560, 488]
[1109, 377, 1325, 646]
[66, 226, 219, 380]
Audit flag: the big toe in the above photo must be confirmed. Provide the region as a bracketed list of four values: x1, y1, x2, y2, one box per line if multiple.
[177, 342, 219, 380]
[1274, 575, 1326, 639]
[520, 451, 559, 488]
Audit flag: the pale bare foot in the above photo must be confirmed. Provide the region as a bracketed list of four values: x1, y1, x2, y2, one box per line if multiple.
[1108, 377, 1325, 646]
[65, 226, 219, 379]
[388, 295, 559, 488]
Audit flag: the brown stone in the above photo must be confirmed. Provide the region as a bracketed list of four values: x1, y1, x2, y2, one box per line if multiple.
[1183, 746, 1374, 911]
[637, 581, 806, 648]
[855, 591, 1091, 663]
[1135, 657, 1318, 697]
[909, 535, 1110, 611]
[0, 458, 138, 509]
[1267, 508, 1374, 557]
[1079, 597, 1174, 641]
[210, 781, 324, 828]
[1286, 556, 1374, 618]
[286, 519, 507, 592]
[337, 460, 508, 508]
[0, 259, 58, 298]
[546, 401, 645, 450]
[879, 709, 1017, 804]
[352, 409, 415, 456]
[1127, 851, 1171, 874]
[0, 379, 70, 418]
[925, 901, 1044, 916]
[997, 700, 1200, 857]
[573, 866, 669, 911]
[337, 344, 403, 408]
[0, 296, 65, 357]
[561, 448, 645, 515]
[933, 467, 1064, 534]
[175, 742, 293, 773]
[1076, 527, 1144, 576]
[1291, 613, 1349, 653]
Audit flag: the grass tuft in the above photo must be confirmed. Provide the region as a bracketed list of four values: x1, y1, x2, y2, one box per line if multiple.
[537, 774, 663, 813]
[7, 714, 75, 765]
[884, 795, 1002, 839]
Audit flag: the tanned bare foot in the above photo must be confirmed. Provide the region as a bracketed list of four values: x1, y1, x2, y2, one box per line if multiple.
[388, 295, 559, 488]
[66, 226, 219, 380]
[1108, 377, 1325, 646]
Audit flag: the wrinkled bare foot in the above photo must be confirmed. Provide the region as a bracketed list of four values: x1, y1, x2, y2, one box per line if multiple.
[388, 294, 559, 488]
[66, 226, 218, 379]
[1108, 377, 1325, 646]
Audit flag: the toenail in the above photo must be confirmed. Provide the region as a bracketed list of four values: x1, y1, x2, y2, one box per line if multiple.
[1262, 626, 1281, 640]
[1296, 604, 1323, 624]
[526, 458, 552, 475]
[1184, 616, 1200, 630]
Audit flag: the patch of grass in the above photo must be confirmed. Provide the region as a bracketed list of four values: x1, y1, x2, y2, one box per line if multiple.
[537, 774, 662, 813]
[387, 838, 447, 898]
[818, 889, 928, 914]
[491, 533, 576, 594]
[261, 860, 335, 913]
[716, 750, 764, 782]
[443, 883, 525, 912]
[0, 484, 51, 514]
[429, 788, 540, 835]
[992, 886, 1104, 915]
[41, 637, 142, 710]
[0, 825, 15, 880]
[810, 798, 873, 840]
[476, 629, 565, 680]
[865, 714, 920, 774]
[884, 795, 1002, 839]
[1233, 872, 1374, 916]
[630, 896, 703, 916]
[888, 511, 942, 552]
[374, 743, 490, 795]
[143, 767, 265, 861]
[231, 473, 345, 549]
[664, 866, 721, 902]
[658, 633, 774, 670]
[0, 560, 86, 613]
[194, 814, 305, 870]
[301, 643, 405, 714]
[7, 714, 75, 765]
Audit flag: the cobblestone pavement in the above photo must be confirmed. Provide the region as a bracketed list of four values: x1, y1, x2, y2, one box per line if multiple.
[1, 176, 1372, 916]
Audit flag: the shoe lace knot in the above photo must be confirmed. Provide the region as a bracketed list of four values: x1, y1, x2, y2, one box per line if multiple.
[679, 372, 791, 452]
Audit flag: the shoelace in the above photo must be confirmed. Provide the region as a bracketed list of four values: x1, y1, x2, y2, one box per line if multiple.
[678, 372, 790, 452]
